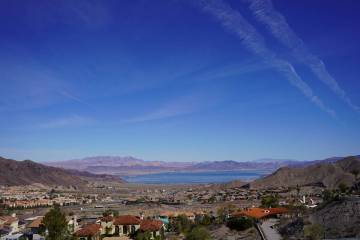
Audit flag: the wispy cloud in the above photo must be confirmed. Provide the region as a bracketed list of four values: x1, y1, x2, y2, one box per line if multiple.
[125, 90, 222, 123]
[38, 115, 94, 129]
[244, 0, 359, 112]
[57, 89, 93, 108]
[193, 0, 335, 116]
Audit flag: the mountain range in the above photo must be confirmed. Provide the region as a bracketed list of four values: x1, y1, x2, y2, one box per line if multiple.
[1, 155, 359, 189]
[44, 155, 357, 176]
[0, 156, 123, 188]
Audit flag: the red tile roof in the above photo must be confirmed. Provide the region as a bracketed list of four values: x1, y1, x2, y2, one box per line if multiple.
[75, 224, 101, 237]
[233, 207, 289, 219]
[140, 219, 163, 232]
[27, 217, 44, 228]
[113, 215, 141, 226]
[0, 216, 18, 225]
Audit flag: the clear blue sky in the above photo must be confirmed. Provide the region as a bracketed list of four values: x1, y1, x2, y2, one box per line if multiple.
[0, 0, 359, 162]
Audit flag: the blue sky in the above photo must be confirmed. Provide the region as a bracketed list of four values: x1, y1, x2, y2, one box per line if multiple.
[0, 0, 359, 162]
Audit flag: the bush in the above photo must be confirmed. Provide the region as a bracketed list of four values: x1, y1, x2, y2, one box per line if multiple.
[135, 231, 152, 240]
[169, 214, 192, 234]
[338, 183, 349, 194]
[304, 224, 324, 240]
[185, 226, 210, 240]
[226, 217, 253, 231]
[200, 214, 212, 226]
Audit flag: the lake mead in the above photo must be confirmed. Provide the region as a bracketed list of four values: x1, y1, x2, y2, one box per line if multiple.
[122, 170, 268, 184]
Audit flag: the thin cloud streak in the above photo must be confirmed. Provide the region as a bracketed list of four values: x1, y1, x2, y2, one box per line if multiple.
[194, 0, 335, 116]
[244, 0, 359, 112]
[125, 90, 222, 123]
[57, 90, 93, 108]
[38, 115, 94, 129]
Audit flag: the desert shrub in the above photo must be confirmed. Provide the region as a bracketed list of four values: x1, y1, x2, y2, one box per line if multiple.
[135, 231, 152, 240]
[304, 224, 324, 240]
[226, 217, 253, 231]
[338, 183, 349, 194]
[199, 214, 212, 226]
[185, 226, 210, 240]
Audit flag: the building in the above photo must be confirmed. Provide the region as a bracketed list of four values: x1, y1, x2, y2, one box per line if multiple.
[139, 219, 164, 240]
[113, 215, 141, 237]
[74, 224, 101, 240]
[27, 217, 44, 234]
[66, 215, 79, 234]
[99, 216, 114, 235]
[233, 207, 289, 221]
[0, 215, 19, 234]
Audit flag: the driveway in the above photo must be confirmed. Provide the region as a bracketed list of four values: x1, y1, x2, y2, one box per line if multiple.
[259, 218, 282, 240]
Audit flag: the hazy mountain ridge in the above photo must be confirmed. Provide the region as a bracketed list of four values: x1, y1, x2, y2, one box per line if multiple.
[44, 156, 192, 173]
[0, 156, 123, 187]
[44, 155, 359, 176]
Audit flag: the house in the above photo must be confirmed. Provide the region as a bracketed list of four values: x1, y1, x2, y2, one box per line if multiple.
[156, 216, 169, 230]
[99, 216, 114, 235]
[23, 233, 45, 240]
[0, 215, 19, 234]
[233, 207, 289, 221]
[66, 215, 79, 234]
[113, 215, 141, 237]
[27, 217, 44, 234]
[160, 211, 195, 221]
[139, 219, 164, 240]
[74, 224, 101, 240]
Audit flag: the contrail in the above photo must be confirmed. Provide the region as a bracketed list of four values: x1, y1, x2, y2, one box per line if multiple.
[243, 0, 359, 112]
[195, 0, 335, 116]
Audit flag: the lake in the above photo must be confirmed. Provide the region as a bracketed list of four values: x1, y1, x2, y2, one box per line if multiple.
[122, 170, 268, 184]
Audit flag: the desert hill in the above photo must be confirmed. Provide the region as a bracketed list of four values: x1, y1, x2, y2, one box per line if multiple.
[0, 156, 123, 187]
[247, 156, 360, 189]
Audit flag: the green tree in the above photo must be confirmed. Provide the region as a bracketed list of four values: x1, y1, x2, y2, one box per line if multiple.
[174, 214, 192, 234]
[216, 204, 237, 224]
[185, 227, 210, 240]
[103, 209, 119, 217]
[199, 214, 212, 226]
[42, 205, 71, 240]
[261, 194, 279, 208]
[226, 217, 253, 231]
[304, 224, 324, 240]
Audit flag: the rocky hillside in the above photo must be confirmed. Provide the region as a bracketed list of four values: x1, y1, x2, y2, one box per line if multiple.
[310, 197, 360, 238]
[248, 156, 360, 189]
[0, 156, 123, 187]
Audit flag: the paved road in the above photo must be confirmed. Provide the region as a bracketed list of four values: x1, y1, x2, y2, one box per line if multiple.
[259, 219, 282, 240]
